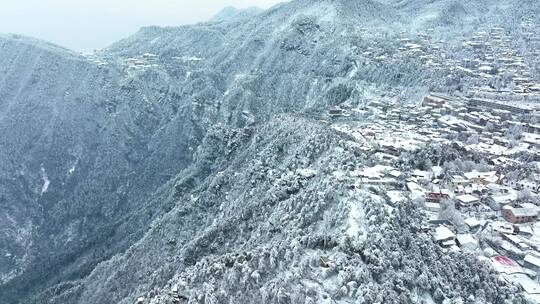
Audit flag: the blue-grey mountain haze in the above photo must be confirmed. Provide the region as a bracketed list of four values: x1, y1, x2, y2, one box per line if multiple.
[0, 0, 285, 51]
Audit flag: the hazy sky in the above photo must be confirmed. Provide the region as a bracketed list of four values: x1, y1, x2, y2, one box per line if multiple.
[0, 0, 285, 52]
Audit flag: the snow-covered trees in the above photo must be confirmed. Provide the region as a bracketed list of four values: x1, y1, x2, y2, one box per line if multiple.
[145, 182, 525, 304]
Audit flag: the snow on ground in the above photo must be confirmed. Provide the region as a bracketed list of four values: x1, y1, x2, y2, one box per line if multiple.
[351, 164, 395, 178]
[347, 61, 359, 79]
[68, 164, 76, 175]
[331, 124, 368, 144]
[347, 200, 362, 239]
[40, 165, 50, 195]
[345, 189, 372, 241]
[418, 293, 436, 304]
[174, 56, 204, 62]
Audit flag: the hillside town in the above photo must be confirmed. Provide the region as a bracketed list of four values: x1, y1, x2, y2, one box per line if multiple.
[75, 20, 540, 303]
[100, 22, 540, 302]
[331, 91, 540, 301]
[327, 23, 540, 302]
[5, 0, 540, 302]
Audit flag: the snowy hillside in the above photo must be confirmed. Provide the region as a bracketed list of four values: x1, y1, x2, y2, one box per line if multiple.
[0, 0, 539, 303]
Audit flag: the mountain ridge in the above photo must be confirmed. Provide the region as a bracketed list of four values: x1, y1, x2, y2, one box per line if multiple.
[0, 0, 538, 303]
[210, 6, 266, 22]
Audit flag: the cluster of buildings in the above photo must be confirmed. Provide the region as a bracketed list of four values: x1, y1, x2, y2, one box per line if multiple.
[123, 53, 160, 72]
[83, 52, 109, 68]
[460, 26, 540, 97]
[420, 94, 540, 301]
[352, 23, 540, 103]
[331, 88, 540, 300]
[83, 20, 539, 300]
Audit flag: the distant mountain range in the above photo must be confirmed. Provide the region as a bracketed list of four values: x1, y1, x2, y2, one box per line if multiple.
[0, 0, 538, 303]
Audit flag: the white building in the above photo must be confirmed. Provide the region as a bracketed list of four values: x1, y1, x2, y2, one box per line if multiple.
[524, 254, 540, 272]
[465, 218, 482, 229]
[456, 194, 480, 207]
[456, 234, 479, 250]
[425, 202, 441, 212]
[433, 226, 456, 247]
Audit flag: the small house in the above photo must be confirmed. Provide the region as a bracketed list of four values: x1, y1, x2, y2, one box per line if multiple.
[503, 234, 531, 251]
[464, 171, 500, 184]
[488, 193, 517, 208]
[524, 254, 540, 272]
[456, 194, 480, 207]
[422, 95, 446, 109]
[425, 192, 451, 202]
[456, 234, 479, 250]
[412, 170, 431, 181]
[433, 226, 456, 247]
[493, 222, 515, 235]
[452, 175, 470, 187]
[425, 202, 441, 212]
[465, 218, 482, 230]
[502, 206, 538, 224]
[329, 106, 348, 118]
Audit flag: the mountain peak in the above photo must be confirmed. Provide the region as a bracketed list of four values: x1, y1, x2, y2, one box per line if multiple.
[210, 6, 265, 22]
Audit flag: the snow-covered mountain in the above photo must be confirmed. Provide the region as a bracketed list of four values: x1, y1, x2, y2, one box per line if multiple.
[210, 6, 265, 22]
[0, 0, 538, 303]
